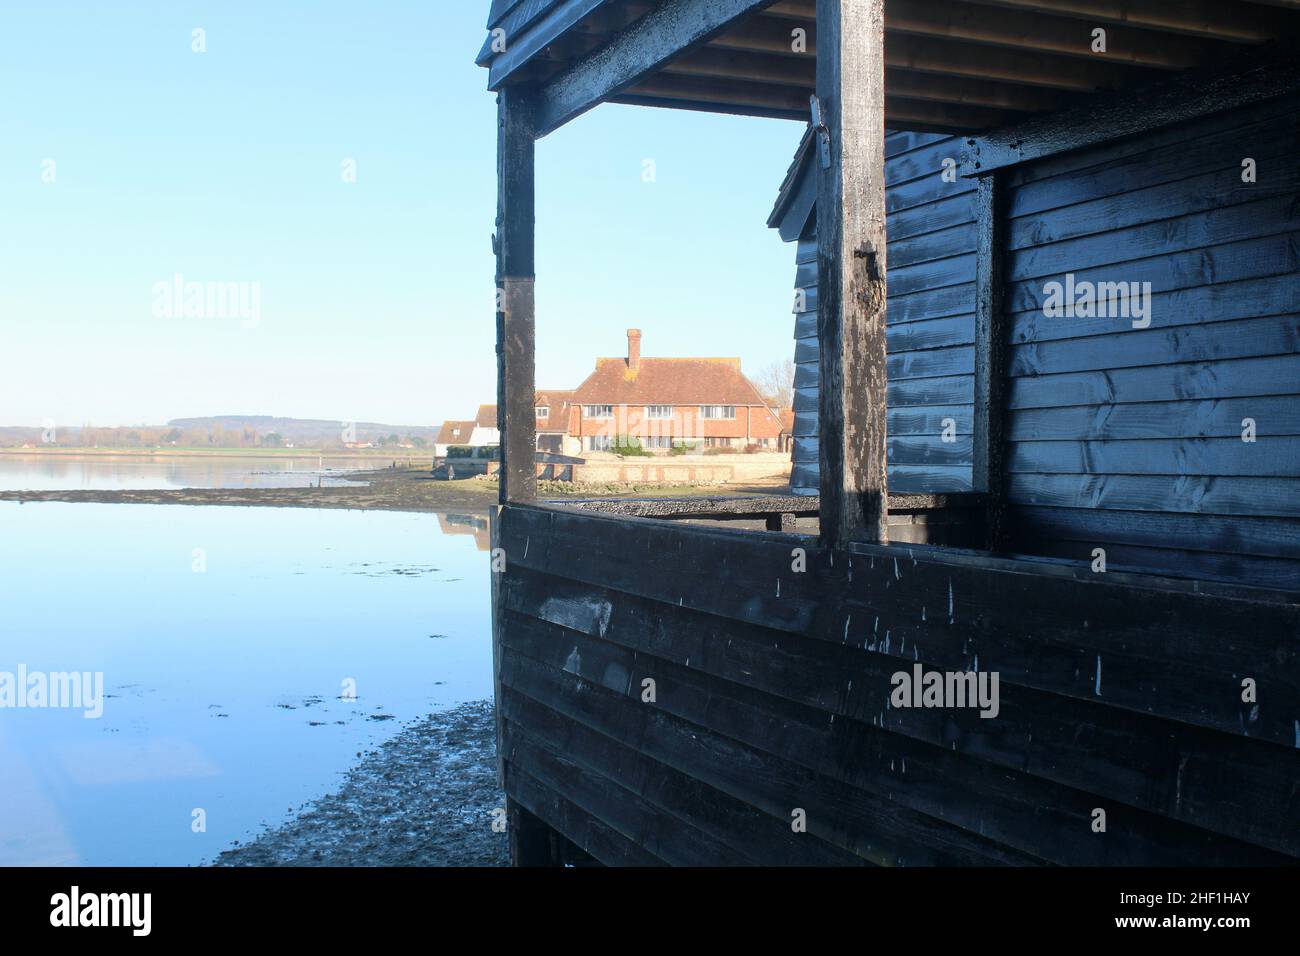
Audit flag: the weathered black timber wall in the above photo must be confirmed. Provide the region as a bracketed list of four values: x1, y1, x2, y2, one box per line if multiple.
[1001, 95, 1300, 588]
[494, 503, 1300, 866]
[785, 131, 979, 496]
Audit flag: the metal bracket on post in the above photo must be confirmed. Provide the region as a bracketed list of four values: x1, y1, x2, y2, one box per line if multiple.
[810, 94, 832, 170]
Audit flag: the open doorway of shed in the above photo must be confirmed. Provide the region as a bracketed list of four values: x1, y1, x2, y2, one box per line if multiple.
[530, 103, 805, 506]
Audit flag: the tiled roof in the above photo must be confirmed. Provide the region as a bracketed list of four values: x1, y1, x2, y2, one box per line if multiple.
[572, 357, 768, 406]
[535, 389, 575, 406]
[436, 420, 476, 444]
[474, 404, 497, 427]
[535, 390, 576, 432]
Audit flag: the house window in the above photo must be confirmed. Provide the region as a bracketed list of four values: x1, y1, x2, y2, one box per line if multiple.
[699, 405, 736, 419]
[585, 435, 612, 451]
[535, 406, 549, 419]
[644, 435, 673, 449]
[645, 405, 673, 419]
[584, 405, 614, 419]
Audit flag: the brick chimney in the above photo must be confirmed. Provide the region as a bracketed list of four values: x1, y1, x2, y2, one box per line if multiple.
[627, 328, 642, 372]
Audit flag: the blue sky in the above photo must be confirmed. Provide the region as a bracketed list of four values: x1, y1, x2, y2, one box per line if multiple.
[0, 1, 804, 428]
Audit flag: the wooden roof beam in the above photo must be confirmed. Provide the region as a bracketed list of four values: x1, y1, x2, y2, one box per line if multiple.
[961, 0, 1300, 43]
[662, 47, 1072, 111]
[621, 73, 813, 112]
[764, 0, 817, 15]
[885, 95, 1028, 130]
[726, 4, 1221, 69]
[885, 0, 1221, 70]
[610, 92, 808, 121]
[486, 0, 608, 86]
[708, 17, 1163, 90]
[613, 85, 1039, 131]
[886, 33, 1155, 90]
[662, 45, 816, 85]
[884, 69, 1071, 112]
[963, 53, 1300, 174]
[485, 2, 659, 87]
[703, 27, 1155, 91]
[533, 0, 781, 136]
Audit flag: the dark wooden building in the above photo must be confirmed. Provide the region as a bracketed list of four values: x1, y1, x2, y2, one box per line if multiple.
[770, 127, 981, 497]
[478, 0, 1300, 866]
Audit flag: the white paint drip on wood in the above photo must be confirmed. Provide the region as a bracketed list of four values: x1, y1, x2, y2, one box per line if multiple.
[539, 596, 611, 638]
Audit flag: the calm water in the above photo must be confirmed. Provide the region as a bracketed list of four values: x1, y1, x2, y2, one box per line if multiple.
[0, 500, 492, 866]
[0, 454, 380, 491]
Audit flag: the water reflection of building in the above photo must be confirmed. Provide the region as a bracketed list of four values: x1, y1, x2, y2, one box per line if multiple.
[437, 513, 490, 551]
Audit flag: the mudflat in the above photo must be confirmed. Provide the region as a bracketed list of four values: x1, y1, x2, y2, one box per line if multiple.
[0, 468, 499, 514]
[214, 700, 508, 867]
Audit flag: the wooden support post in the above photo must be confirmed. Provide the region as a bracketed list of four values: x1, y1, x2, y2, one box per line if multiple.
[489, 506, 507, 786]
[766, 512, 798, 532]
[972, 173, 1008, 551]
[495, 86, 538, 505]
[507, 798, 558, 866]
[816, 0, 888, 549]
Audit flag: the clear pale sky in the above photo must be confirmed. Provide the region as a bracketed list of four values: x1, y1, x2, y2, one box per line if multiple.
[0, 2, 804, 428]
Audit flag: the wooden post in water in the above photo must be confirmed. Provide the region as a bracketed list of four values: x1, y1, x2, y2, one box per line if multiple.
[816, 0, 889, 549]
[495, 86, 538, 505]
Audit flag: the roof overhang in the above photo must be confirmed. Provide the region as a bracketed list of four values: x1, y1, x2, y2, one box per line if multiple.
[477, 0, 1300, 137]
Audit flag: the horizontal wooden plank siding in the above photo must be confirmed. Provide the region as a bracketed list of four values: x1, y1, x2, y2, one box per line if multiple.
[788, 131, 978, 495]
[493, 503, 1300, 865]
[1001, 93, 1300, 588]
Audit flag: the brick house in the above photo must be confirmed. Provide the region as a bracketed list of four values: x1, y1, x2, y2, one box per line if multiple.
[533, 389, 580, 455]
[565, 329, 785, 453]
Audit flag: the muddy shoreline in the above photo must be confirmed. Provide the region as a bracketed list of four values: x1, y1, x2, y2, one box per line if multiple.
[0, 468, 499, 514]
[213, 700, 508, 867]
[0, 466, 790, 514]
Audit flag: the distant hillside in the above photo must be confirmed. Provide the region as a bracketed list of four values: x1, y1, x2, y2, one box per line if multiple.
[0, 416, 446, 450]
[166, 416, 440, 444]
[0, 426, 45, 445]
